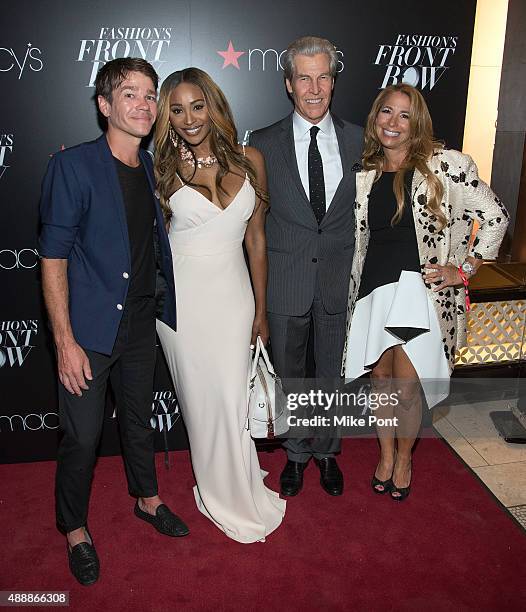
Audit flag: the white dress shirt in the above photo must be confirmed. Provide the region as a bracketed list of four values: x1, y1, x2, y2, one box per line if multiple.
[293, 111, 343, 210]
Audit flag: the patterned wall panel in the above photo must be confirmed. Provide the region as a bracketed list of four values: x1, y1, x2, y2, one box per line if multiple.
[455, 300, 526, 365]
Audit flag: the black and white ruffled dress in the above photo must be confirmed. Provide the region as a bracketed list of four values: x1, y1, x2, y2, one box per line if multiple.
[343, 171, 450, 407]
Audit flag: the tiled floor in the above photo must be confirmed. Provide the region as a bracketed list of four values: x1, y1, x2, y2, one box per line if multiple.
[433, 399, 526, 530]
[509, 505, 526, 529]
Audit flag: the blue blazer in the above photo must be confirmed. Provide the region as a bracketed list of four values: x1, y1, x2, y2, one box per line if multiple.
[39, 134, 177, 355]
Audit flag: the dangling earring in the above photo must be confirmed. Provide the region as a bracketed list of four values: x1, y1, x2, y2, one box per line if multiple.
[178, 138, 192, 164]
[169, 125, 179, 149]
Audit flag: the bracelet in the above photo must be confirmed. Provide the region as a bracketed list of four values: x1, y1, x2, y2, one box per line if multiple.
[458, 266, 471, 312]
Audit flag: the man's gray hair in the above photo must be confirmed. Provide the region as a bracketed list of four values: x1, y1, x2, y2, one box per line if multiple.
[283, 36, 338, 81]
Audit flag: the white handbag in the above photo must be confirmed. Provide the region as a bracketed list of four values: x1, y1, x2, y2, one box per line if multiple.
[247, 337, 289, 439]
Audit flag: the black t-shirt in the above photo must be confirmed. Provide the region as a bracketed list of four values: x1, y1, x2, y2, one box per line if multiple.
[113, 157, 156, 299]
[357, 170, 421, 300]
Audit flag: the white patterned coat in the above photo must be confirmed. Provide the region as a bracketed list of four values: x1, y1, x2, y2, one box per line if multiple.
[342, 149, 509, 374]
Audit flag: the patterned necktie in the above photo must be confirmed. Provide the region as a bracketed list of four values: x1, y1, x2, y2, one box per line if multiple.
[308, 126, 326, 224]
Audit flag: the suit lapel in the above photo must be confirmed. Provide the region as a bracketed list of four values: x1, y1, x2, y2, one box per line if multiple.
[139, 149, 156, 192]
[279, 113, 362, 224]
[139, 149, 165, 230]
[278, 116, 311, 209]
[333, 115, 350, 171]
[321, 115, 354, 225]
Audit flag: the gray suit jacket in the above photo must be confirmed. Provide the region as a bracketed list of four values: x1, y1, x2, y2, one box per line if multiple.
[250, 113, 363, 316]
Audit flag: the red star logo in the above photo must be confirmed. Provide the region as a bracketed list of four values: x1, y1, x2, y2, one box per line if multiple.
[217, 40, 245, 69]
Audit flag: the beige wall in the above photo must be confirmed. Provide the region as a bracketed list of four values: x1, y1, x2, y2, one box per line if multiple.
[463, 0, 508, 183]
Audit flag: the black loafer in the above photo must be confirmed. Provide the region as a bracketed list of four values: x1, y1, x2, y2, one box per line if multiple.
[315, 457, 344, 496]
[67, 539, 100, 586]
[134, 502, 189, 537]
[280, 459, 309, 496]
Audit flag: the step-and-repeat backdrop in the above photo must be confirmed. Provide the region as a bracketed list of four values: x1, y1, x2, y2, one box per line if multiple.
[1, 0, 476, 462]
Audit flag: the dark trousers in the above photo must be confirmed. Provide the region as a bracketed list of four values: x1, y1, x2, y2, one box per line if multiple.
[55, 297, 158, 533]
[268, 285, 346, 463]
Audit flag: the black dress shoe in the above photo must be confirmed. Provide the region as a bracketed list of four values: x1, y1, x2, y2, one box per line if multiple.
[67, 539, 100, 586]
[315, 457, 344, 496]
[134, 502, 189, 537]
[280, 459, 309, 496]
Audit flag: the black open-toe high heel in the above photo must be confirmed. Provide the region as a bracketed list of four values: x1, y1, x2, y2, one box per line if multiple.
[371, 474, 393, 494]
[390, 465, 412, 501]
[390, 483, 411, 501]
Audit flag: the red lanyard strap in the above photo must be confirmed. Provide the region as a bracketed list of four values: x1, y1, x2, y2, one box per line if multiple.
[458, 267, 471, 312]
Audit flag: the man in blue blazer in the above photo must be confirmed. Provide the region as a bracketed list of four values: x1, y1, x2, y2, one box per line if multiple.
[39, 58, 187, 586]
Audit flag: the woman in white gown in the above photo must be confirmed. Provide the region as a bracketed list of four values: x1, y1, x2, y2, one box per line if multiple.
[153, 68, 285, 542]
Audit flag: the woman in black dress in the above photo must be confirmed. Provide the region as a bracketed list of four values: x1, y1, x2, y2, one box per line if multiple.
[343, 84, 508, 500]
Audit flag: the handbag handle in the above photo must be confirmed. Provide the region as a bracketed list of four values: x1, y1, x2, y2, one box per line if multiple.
[250, 336, 277, 380]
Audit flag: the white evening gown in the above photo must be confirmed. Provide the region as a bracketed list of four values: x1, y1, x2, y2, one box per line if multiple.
[156, 175, 286, 543]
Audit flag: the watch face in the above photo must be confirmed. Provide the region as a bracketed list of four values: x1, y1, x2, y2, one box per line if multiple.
[462, 262, 474, 274]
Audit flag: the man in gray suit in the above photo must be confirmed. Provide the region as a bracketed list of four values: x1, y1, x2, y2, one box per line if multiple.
[250, 36, 363, 497]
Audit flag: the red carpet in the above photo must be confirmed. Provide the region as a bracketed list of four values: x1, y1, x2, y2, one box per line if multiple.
[1, 437, 526, 611]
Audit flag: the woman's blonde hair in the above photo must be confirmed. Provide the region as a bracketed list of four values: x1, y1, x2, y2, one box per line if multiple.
[363, 83, 446, 231]
[154, 67, 267, 220]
